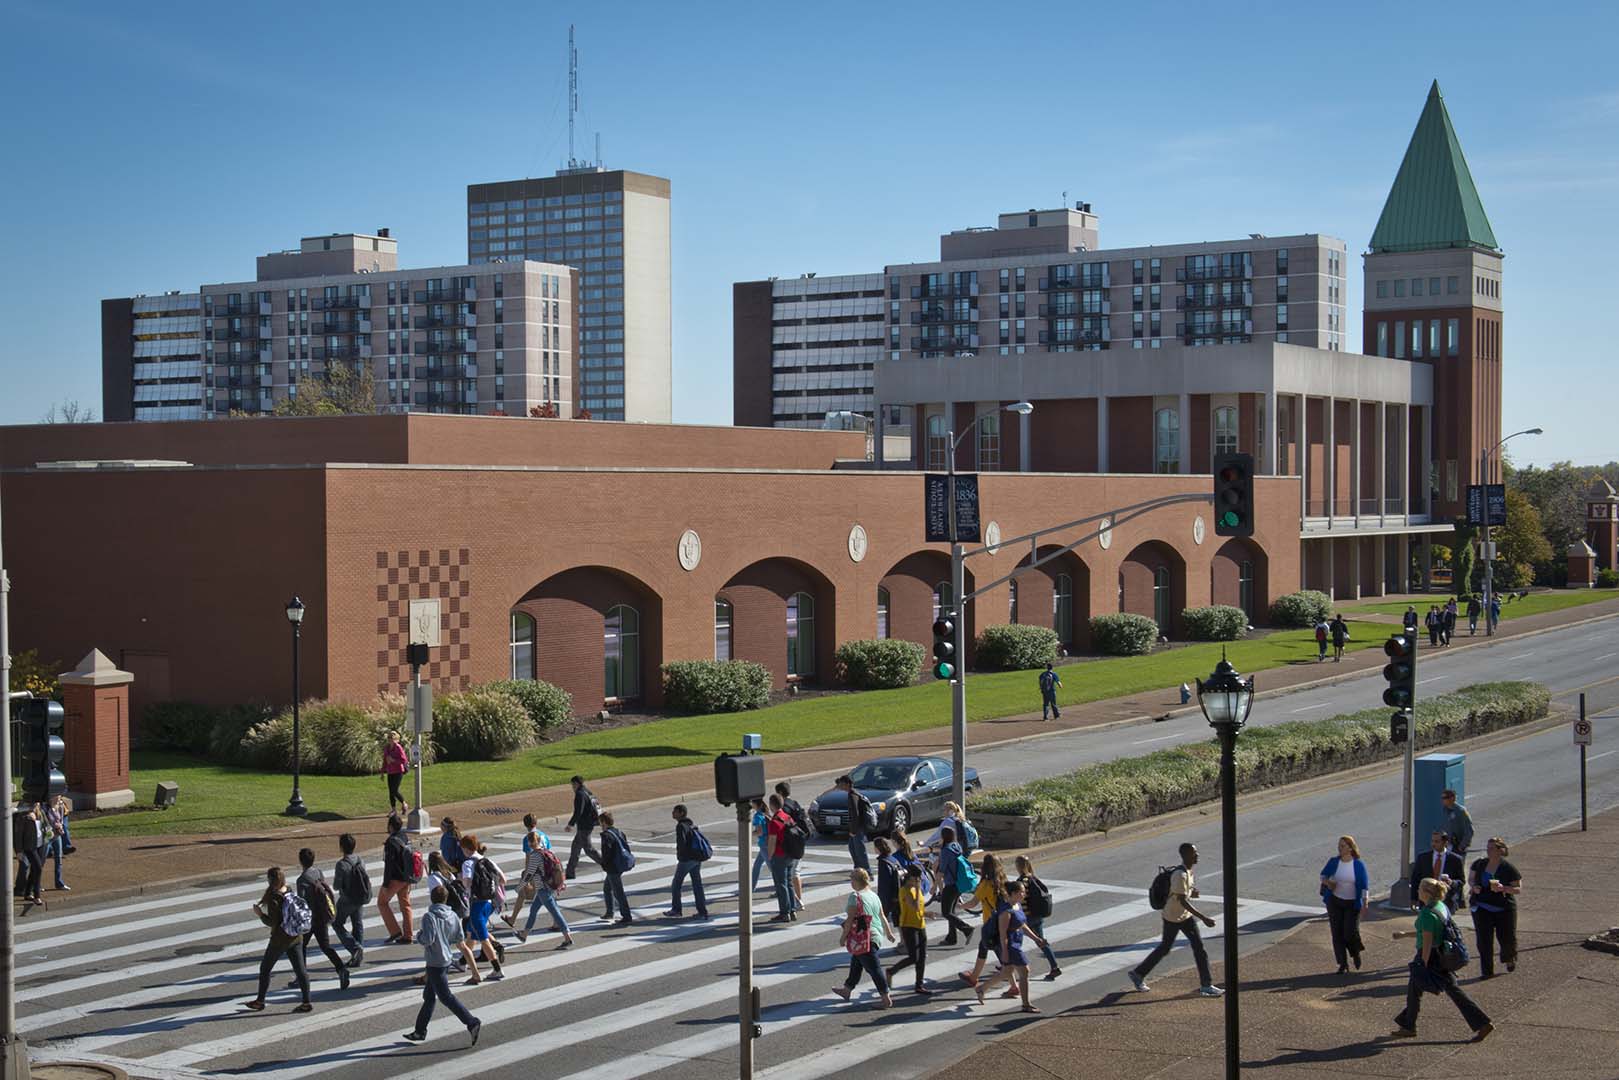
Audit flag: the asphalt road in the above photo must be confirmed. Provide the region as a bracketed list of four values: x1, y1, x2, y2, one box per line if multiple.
[22, 613, 1619, 1079]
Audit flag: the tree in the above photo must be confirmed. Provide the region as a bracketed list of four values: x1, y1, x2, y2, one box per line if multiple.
[528, 403, 558, 419]
[1451, 524, 1478, 596]
[271, 363, 377, 417]
[41, 399, 95, 423]
[1492, 488, 1553, 580]
[1506, 460, 1592, 555]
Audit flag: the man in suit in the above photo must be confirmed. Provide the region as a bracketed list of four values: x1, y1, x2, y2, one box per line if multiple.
[1410, 830, 1464, 911]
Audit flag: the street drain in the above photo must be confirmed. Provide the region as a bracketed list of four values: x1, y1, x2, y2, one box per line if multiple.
[477, 806, 525, 816]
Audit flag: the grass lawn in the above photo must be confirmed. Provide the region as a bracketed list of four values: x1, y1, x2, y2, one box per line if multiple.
[1341, 589, 1619, 621]
[82, 622, 1383, 838]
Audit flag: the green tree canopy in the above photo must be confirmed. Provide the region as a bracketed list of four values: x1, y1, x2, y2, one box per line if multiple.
[271, 363, 377, 417]
[1493, 487, 1553, 572]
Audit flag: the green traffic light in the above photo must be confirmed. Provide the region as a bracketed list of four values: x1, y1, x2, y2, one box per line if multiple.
[1219, 510, 1240, 527]
[933, 661, 955, 680]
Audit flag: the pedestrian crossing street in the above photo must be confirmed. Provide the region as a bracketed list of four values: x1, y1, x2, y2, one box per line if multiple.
[19, 829, 1319, 1079]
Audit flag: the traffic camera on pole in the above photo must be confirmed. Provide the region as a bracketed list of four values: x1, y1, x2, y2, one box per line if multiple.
[20, 698, 67, 801]
[1212, 452, 1255, 538]
[932, 612, 957, 681]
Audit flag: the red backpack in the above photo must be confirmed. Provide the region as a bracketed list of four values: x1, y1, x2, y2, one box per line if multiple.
[538, 847, 565, 891]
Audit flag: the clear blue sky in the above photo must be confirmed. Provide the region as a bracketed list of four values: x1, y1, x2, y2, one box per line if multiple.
[3, 1, 1614, 467]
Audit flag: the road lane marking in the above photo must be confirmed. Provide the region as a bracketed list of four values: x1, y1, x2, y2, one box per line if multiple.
[1589, 750, 1616, 762]
[1132, 733, 1182, 745]
[1288, 703, 1330, 713]
[1418, 675, 1449, 685]
[1590, 652, 1617, 663]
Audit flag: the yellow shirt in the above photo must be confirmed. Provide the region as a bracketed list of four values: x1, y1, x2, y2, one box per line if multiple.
[898, 883, 926, 930]
[973, 879, 999, 923]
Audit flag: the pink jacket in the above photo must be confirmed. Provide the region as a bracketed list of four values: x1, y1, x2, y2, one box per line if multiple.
[382, 741, 409, 776]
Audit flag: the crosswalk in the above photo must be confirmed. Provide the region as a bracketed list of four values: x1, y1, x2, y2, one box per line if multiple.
[19, 829, 1318, 1079]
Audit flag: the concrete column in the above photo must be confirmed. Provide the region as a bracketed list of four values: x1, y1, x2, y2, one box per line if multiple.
[1324, 395, 1335, 524]
[944, 399, 957, 472]
[1400, 404, 1411, 520]
[1420, 535, 1433, 591]
[1350, 398, 1361, 521]
[1326, 535, 1336, 600]
[1377, 401, 1387, 524]
[1262, 389, 1277, 475]
[1297, 393, 1309, 523]
[1398, 533, 1411, 594]
[1020, 409, 1032, 473]
[1178, 391, 1192, 474]
[1097, 395, 1110, 473]
[1418, 405, 1432, 519]
[1350, 534, 1362, 600]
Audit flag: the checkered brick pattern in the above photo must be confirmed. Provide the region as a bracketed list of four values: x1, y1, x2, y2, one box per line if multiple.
[375, 547, 473, 695]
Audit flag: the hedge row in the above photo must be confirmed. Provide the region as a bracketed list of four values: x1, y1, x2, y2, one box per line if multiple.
[661, 660, 771, 714]
[1270, 589, 1334, 628]
[1089, 613, 1159, 655]
[974, 625, 1060, 670]
[1181, 605, 1249, 641]
[968, 681, 1550, 837]
[836, 639, 925, 689]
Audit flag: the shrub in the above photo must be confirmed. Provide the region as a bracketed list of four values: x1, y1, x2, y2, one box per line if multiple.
[1088, 613, 1159, 656]
[661, 660, 772, 714]
[1270, 589, 1333, 628]
[1180, 605, 1248, 641]
[138, 700, 274, 759]
[1598, 568, 1619, 589]
[974, 625, 1060, 670]
[969, 681, 1549, 835]
[484, 679, 573, 731]
[240, 696, 435, 774]
[430, 686, 536, 761]
[835, 639, 924, 690]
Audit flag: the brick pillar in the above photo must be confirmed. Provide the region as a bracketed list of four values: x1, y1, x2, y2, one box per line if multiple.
[58, 649, 135, 809]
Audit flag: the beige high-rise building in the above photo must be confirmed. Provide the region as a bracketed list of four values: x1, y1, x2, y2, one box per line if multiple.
[468, 168, 671, 423]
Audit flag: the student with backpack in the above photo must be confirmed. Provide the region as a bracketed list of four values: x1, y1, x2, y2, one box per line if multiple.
[1015, 854, 1061, 979]
[459, 834, 506, 979]
[832, 867, 895, 1009]
[749, 797, 771, 896]
[424, 851, 479, 978]
[439, 817, 467, 874]
[1314, 619, 1330, 661]
[885, 864, 933, 994]
[503, 813, 557, 926]
[776, 782, 809, 909]
[933, 825, 977, 946]
[509, 833, 573, 947]
[835, 774, 874, 873]
[1329, 614, 1350, 662]
[244, 866, 313, 1013]
[1129, 842, 1222, 997]
[766, 793, 805, 922]
[332, 833, 371, 967]
[666, 803, 712, 920]
[1038, 663, 1062, 720]
[958, 853, 1011, 990]
[598, 811, 636, 924]
[565, 775, 604, 880]
[521, 812, 554, 856]
[920, 801, 977, 854]
[295, 848, 352, 990]
[402, 885, 482, 1047]
[873, 836, 902, 926]
[973, 881, 1047, 1012]
[379, 813, 418, 945]
[1392, 876, 1492, 1041]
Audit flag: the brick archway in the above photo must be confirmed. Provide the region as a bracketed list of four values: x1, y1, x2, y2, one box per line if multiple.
[878, 551, 977, 670]
[1015, 546, 1092, 652]
[719, 557, 836, 689]
[1119, 540, 1187, 638]
[1211, 537, 1269, 624]
[511, 566, 663, 714]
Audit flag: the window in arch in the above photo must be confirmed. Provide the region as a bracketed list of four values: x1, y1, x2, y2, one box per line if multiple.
[1053, 572, 1073, 643]
[925, 415, 947, 470]
[876, 587, 891, 639]
[604, 604, 640, 700]
[1238, 560, 1254, 619]
[933, 582, 952, 622]
[714, 598, 733, 661]
[1155, 408, 1180, 473]
[1152, 567, 1171, 632]
[1213, 405, 1238, 457]
[1008, 579, 1019, 624]
[509, 612, 535, 680]
[787, 592, 815, 677]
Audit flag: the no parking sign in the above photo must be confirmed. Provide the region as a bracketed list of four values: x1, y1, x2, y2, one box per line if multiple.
[1574, 717, 1593, 746]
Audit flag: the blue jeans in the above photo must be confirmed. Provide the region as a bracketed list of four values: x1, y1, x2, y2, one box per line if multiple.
[1028, 914, 1060, 970]
[751, 847, 768, 891]
[414, 964, 478, 1035]
[844, 949, 889, 995]
[333, 900, 364, 954]
[769, 855, 795, 916]
[49, 837, 65, 888]
[525, 887, 570, 934]
[671, 859, 708, 915]
[848, 834, 870, 873]
[603, 871, 631, 919]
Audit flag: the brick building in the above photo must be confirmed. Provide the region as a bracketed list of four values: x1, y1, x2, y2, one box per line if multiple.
[2, 414, 1300, 720]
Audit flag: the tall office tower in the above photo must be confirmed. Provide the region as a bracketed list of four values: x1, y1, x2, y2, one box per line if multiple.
[732, 273, 886, 428]
[1363, 81, 1502, 520]
[102, 292, 206, 421]
[468, 169, 671, 423]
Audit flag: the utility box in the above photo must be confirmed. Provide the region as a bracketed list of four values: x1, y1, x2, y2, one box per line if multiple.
[1414, 753, 1465, 851]
[715, 752, 766, 806]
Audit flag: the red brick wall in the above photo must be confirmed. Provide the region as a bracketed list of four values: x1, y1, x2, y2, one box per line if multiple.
[1189, 395, 1212, 475]
[62, 683, 130, 800]
[1119, 540, 1186, 634]
[1333, 400, 1354, 515]
[1028, 399, 1098, 473]
[720, 559, 832, 689]
[1014, 547, 1091, 650]
[1108, 397, 1153, 473]
[879, 551, 953, 652]
[1305, 397, 1326, 515]
[513, 567, 663, 710]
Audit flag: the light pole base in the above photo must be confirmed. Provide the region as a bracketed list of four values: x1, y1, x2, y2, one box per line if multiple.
[4, 1036, 30, 1080]
[283, 796, 307, 817]
[406, 808, 437, 837]
[1386, 879, 1413, 910]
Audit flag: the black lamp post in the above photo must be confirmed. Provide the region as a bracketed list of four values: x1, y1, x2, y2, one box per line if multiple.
[284, 596, 307, 817]
[1196, 651, 1254, 1080]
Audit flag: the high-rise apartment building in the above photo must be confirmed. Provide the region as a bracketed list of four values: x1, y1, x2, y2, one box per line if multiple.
[732, 273, 885, 428]
[104, 233, 576, 420]
[1362, 81, 1502, 520]
[467, 168, 671, 423]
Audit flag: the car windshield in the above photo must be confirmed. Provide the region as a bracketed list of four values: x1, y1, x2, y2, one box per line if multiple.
[848, 762, 913, 790]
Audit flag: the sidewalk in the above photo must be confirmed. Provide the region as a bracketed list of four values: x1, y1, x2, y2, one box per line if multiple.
[935, 805, 1619, 1080]
[32, 592, 1619, 909]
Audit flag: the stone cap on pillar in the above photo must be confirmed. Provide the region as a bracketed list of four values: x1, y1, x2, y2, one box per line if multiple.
[59, 649, 134, 688]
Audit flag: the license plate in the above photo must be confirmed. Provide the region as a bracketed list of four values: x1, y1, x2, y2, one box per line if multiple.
[824, 815, 842, 825]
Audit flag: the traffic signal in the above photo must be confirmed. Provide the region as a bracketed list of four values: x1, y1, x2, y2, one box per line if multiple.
[20, 699, 67, 801]
[1212, 453, 1255, 538]
[1382, 633, 1417, 710]
[932, 612, 957, 681]
[1389, 711, 1410, 744]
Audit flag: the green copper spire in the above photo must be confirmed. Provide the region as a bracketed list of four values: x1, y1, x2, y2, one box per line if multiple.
[1369, 81, 1499, 254]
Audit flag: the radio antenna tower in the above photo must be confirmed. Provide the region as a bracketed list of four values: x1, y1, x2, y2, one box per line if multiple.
[567, 24, 579, 167]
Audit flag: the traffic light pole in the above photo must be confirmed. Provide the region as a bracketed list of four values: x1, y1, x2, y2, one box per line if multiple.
[0, 476, 27, 1079]
[1387, 626, 1418, 910]
[945, 435, 968, 809]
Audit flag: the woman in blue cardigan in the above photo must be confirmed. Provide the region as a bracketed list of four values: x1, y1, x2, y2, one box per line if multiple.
[1319, 835, 1369, 973]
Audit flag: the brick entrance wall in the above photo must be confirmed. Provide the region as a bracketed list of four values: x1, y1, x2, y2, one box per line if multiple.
[1120, 541, 1186, 635]
[1210, 537, 1267, 621]
[513, 567, 662, 710]
[720, 559, 832, 689]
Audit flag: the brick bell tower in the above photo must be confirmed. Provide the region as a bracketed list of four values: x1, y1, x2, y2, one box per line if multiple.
[1589, 478, 1619, 571]
[1362, 81, 1503, 521]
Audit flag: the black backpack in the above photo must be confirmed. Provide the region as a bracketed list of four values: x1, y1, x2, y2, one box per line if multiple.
[1437, 914, 1471, 972]
[783, 798, 812, 837]
[1148, 866, 1176, 911]
[336, 857, 373, 904]
[781, 813, 807, 860]
[443, 877, 470, 919]
[1024, 875, 1053, 919]
[470, 856, 500, 903]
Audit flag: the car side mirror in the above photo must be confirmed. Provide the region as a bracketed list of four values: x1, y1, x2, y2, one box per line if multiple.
[912, 780, 926, 791]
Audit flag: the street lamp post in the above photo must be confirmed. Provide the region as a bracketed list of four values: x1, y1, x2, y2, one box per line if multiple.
[1197, 652, 1254, 1080]
[1479, 428, 1542, 636]
[284, 596, 307, 817]
[945, 401, 1034, 807]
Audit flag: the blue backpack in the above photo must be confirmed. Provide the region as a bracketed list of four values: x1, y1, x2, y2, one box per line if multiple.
[689, 825, 713, 862]
[953, 851, 980, 895]
[959, 818, 980, 851]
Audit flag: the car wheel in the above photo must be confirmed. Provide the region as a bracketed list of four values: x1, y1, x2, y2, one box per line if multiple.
[888, 803, 911, 837]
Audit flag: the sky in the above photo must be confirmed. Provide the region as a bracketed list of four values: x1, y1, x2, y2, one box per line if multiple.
[2, 1, 1615, 467]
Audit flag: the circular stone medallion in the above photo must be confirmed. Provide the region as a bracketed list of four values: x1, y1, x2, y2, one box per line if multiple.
[984, 520, 1003, 555]
[1193, 515, 1207, 546]
[677, 529, 702, 571]
[1098, 516, 1113, 549]
[847, 523, 869, 563]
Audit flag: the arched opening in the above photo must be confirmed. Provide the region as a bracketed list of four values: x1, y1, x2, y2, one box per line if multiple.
[1210, 536, 1269, 622]
[719, 557, 837, 689]
[879, 551, 977, 669]
[1014, 546, 1092, 652]
[714, 597, 734, 660]
[1120, 540, 1187, 637]
[511, 565, 663, 713]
